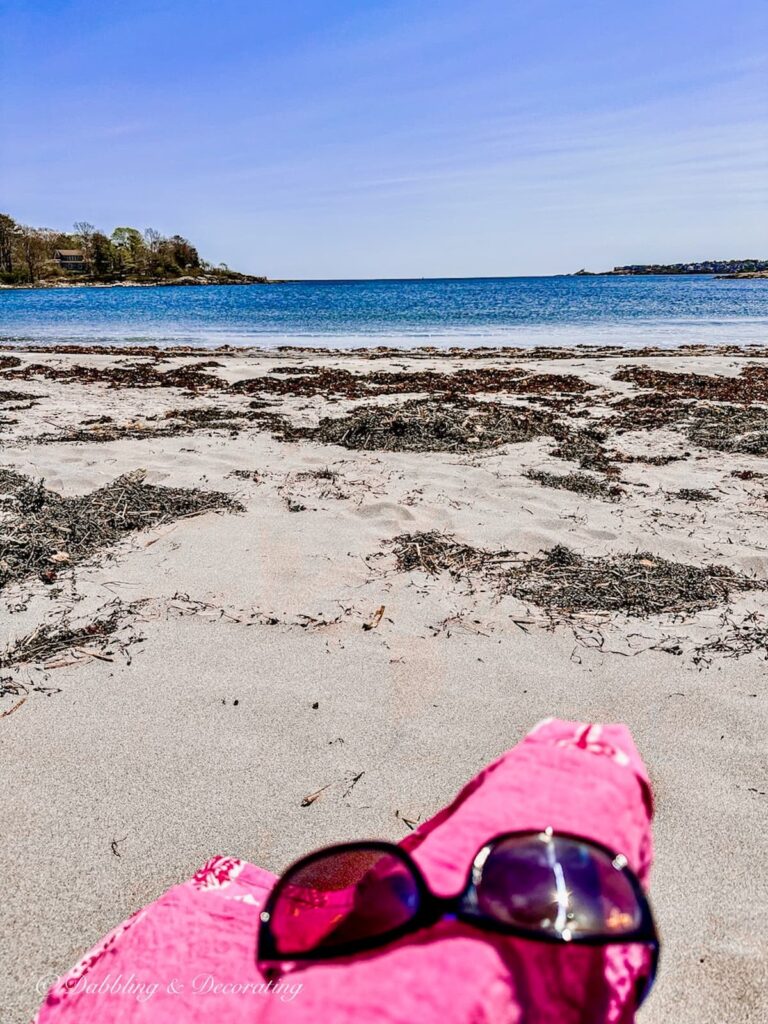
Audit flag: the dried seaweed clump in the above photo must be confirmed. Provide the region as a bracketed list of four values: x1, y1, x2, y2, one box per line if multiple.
[504, 545, 764, 615]
[685, 406, 768, 456]
[5, 359, 221, 392]
[0, 611, 127, 668]
[0, 388, 36, 404]
[525, 469, 623, 501]
[232, 366, 594, 400]
[623, 453, 684, 466]
[389, 531, 499, 576]
[0, 470, 242, 590]
[693, 613, 768, 665]
[385, 534, 766, 617]
[607, 392, 692, 432]
[37, 405, 285, 445]
[0, 468, 30, 494]
[292, 467, 349, 500]
[281, 399, 555, 453]
[549, 427, 619, 475]
[613, 364, 768, 404]
[669, 488, 717, 502]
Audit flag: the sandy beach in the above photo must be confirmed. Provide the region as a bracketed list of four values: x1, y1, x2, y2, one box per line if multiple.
[1, 345, 767, 1023]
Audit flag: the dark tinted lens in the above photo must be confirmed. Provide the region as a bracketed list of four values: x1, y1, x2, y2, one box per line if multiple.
[474, 833, 642, 939]
[268, 847, 421, 956]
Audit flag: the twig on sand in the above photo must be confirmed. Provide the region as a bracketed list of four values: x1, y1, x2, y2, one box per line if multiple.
[362, 605, 385, 631]
[395, 809, 421, 831]
[301, 783, 332, 807]
[111, 836, 127, 858]
[342, 771, 365, 799]
[0, 696, 27, 718]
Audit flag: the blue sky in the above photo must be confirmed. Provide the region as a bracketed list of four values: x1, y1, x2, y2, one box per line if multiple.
[1, 0, 766, 277]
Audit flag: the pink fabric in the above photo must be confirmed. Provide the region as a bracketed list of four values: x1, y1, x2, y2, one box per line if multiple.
[34, 719, 655, 1024]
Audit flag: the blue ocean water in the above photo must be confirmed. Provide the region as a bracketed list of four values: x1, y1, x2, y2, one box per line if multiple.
[1, 275, 767, 349]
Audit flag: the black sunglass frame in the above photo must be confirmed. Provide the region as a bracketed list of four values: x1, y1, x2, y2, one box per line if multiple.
[257, 830, 659, 1001]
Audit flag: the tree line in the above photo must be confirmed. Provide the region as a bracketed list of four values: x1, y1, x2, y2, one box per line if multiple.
[0, 213, 212, 283]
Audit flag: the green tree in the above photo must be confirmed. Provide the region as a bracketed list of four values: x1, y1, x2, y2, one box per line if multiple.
[45, 229, 76, 257]
[16, 226, 48, 282]
[91, 232, 116, 277]
[168, 235, 200, 271]
[0, 213, 18, 275]
[111, 227, 147, 277]
[0, 212, 244, 283]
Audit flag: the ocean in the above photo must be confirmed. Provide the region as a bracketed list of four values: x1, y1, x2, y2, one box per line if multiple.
[1, 275, 767, 349]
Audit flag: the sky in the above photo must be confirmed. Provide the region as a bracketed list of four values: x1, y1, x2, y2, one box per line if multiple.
[1, 0, 766, 278]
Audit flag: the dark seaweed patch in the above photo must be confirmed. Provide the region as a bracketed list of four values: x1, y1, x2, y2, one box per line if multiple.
[280, 398, 556, 453]
[386, 534, 766, 616]
[0, 470, 242, 590]
[525, 469, 624, 501]
[613, 364, 768, 404]
[504, 546, 762, 615]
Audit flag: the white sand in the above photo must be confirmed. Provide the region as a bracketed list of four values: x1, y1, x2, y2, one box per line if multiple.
[1, 349, 767, 1023]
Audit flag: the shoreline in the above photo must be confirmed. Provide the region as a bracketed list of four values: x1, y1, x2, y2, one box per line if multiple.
[4, 271, 768, 288]
[0, 278, 276, 290]
[2, 340, 768, 359]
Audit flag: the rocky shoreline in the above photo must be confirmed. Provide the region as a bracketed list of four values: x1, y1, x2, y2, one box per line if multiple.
[0, 274, 276, 290]
[715, 270, 768, 280]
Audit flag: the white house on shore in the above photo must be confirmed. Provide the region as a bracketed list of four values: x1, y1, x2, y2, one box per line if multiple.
[54, 249, 86, 272]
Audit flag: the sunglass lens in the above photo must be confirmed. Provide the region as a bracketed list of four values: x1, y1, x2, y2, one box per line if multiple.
[267, 847, 421, 956]
[474, 833, 642, 939]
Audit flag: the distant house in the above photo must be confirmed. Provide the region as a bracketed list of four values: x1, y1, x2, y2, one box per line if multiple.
[55, 249, 87, 272]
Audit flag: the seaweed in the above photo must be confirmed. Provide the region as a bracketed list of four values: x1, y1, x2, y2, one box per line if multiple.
[549, 426, 620, 475]
[0, 468, 30, 494]
[0, 469, 242, 590]
[731, 469, 765, 480]
[693, 612, 768, 665]
[279, 398, 555, 453]
[614, 364, 768, 404]
[0, 389, 36, 404]
[35, 405, 283, 444]
[524, 469, 624, 501]
[669, 488, 717, 502]
[685, 406, 768, 455]
[231, 367, 594, 400]
[504, 546, 763, 615]
[3, 360, 221, 392]
[389, 531, 502, 577]
[386, 535, 766, 616]
[0, 611, 130, 668]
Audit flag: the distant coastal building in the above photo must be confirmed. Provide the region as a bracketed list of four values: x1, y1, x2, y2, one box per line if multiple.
[54, 249, 87, 272]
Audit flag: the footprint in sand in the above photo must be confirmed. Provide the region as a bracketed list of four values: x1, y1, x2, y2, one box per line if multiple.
[357, 501, 416, 524]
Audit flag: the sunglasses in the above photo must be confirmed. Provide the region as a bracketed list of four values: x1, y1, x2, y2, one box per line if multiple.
[258, 828, 660, 1005]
